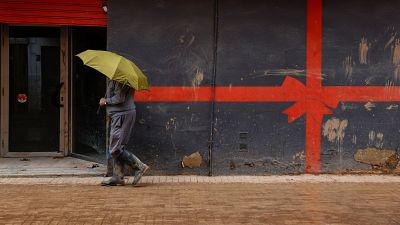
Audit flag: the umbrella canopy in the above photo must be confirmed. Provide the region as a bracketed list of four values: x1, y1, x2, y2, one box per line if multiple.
[76, 50, 149, 90]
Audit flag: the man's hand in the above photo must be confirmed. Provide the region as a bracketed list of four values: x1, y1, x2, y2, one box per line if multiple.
[99, 98, 107, 107]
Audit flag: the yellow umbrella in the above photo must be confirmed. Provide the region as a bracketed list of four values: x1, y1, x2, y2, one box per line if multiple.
[76, 50, 149, 90]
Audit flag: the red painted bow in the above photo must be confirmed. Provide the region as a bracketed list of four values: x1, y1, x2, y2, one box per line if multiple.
[281, 76, 340, 123]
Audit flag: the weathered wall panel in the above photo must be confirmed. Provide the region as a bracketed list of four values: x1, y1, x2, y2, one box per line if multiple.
[212, 0, 307, 175]
[321, 0, 400, 172]
[108, 0, 214, 175]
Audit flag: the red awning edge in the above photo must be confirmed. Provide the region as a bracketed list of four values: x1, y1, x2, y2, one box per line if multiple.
[0, 0, 107, 27]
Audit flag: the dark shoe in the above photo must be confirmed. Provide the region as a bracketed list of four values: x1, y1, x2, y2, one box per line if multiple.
[101, 176, 125, 186]
[102, 157, 125, 186]
[132, 164, 149, 186]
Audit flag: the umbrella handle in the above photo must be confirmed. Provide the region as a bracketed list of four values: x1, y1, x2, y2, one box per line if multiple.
[96, 105, 101, 115]
[97, 94, 106, 115]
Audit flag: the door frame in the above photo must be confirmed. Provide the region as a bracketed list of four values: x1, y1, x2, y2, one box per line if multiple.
[0, 24, 70, 157]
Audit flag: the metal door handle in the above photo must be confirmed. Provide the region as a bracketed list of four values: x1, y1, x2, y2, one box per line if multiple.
[58, 82, 64, 107]
[51, 82, 64, 107]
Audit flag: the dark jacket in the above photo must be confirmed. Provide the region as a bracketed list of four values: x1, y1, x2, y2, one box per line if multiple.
[105, 79, 135, 115]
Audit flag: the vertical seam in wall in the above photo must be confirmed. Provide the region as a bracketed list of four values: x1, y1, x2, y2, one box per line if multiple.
[208, 0, 219, 176]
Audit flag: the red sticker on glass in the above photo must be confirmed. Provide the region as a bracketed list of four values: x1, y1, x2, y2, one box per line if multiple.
[17, 94, 27, 103]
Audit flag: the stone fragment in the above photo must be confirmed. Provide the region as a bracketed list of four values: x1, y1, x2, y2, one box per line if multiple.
[354, 148, 398, 168]
[182, 151, 203, 168]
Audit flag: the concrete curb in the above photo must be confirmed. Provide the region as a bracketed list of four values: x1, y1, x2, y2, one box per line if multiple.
[1, 175, 400, 185]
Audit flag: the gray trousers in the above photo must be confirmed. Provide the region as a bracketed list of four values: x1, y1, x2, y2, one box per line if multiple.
[106, 110, 146, 178]
[107, 110, 136, 160]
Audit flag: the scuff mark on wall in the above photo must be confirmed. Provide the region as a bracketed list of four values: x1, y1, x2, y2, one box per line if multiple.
[192, 68, 204, 87]
[394, 66, 400, 83]
[392, 39, 400, 83]
[384, 80, 396, 100]
[364, 76, 378, 85]
[228, 157, 303, 173]
[368, 130, 376, 142]
[322, 118, 348, 144]
[376, 132, 384, 140]
[178, 33, 196, 48]
[364, 102, 376, 111]
[392, 39, 400, 65]
[261, 69, 305, 76]
[340, 102, 358, 111]
[368, 131, 384, 149]
[376, 132, 384, 149]
[384, 32, 396, 49]
[386, 104, 398, 110]
[166, 117, 178, 158]
[191, 68, 204, 100]
[351, 135, 357, 144]
[342, 56, 354, 81]
[359, 37, 369, 65]
[166, 117, 177, 131]
[293, 151, 306, 161]
[323, 118, 348, 171]
[245, 69, 322, 79]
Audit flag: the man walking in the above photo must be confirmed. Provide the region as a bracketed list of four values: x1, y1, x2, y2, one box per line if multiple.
[100, 79, 149, 186]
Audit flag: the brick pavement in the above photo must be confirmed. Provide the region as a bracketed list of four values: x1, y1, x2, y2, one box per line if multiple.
[0, 176, 400, 224]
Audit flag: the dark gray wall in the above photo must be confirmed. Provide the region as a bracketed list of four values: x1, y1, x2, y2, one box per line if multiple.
[213, 0, 307, 175]
[108, 0, 214, 175]
[108, 0, 400, 175]
[320, 0, 400, 172]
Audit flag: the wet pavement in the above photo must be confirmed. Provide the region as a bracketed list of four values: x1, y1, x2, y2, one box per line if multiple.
[0, 180, 399, 224]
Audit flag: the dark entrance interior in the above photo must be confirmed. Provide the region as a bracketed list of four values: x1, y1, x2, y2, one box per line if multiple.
[9, 26, 60, 152]
[72, 27, 107, 162]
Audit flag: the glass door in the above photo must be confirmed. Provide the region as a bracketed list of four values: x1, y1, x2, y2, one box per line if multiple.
[1, 25, 67, 155]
